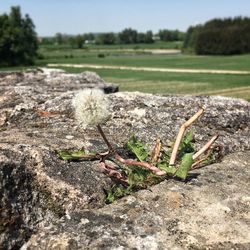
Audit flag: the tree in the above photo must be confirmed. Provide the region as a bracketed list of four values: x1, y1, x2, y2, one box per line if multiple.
[0, 6, 38, 66]
[184, 17, 250, 55]
[159, 29, 185, 42]
[55, 32, 63, 45]
[96, 32, 116, 45]
[183, 25, 202, 50]
[118, 28, 138, 44]
[137, 31, 154, 43]
[83, 33, 95, 43]
[144, 31, 154, 43]
[75, 34, 84, 48]
[137, 33, 146, 43]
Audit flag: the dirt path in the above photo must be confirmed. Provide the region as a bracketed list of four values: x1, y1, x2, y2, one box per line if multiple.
[195, 86, 250, 95]
[47, 63, 250, 75]
[89, 49, 181, 55]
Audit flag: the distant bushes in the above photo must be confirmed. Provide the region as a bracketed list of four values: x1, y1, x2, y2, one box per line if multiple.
[184, 17, 250, 55]
[96, 29, 154, 45]
[96, 32, 116, 45]
[97, 53, 105, 58]
[158, 29, 185, 42]
[42, 28, 186, 47]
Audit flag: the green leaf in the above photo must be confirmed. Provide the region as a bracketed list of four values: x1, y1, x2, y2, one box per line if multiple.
[160, 148, 171, 162]
[183, 129, 194, 145]
[105, 184, 131, 204]
[126, 165, 149, 188]
[71, 151, 86, 157]
[58, 150, 86, 161]
[175, 153, 194, 180]
[157, 162, 176, 175]
[126, 136, 149, 162]
[177, 130, 195, 160]
[105, 191, 115, 204]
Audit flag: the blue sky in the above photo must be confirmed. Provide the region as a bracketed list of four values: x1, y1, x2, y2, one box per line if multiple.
[1, 0, 250, 36]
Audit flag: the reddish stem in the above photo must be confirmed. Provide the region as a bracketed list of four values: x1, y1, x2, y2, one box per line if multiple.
[99, 161, 124, 179]
[115, 153, 166, 176]
[96, 124, 165, 176]
[193, 134, 219, 160]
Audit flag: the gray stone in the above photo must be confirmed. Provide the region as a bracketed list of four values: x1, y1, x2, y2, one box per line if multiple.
[21, 151, 250, 250]
[0, 69, 249, 249]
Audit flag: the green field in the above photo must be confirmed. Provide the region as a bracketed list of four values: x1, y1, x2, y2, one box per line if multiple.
[54, 67, 250, 100]
[41, 52, 250, 71]
[1, 43, 250, 101]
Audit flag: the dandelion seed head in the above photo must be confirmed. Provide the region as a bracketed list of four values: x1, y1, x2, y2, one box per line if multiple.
[73, 88, 110, 128]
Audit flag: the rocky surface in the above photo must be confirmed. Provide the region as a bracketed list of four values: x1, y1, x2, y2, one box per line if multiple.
[21, 151, 250, 250]
[0, 69, 249, 249]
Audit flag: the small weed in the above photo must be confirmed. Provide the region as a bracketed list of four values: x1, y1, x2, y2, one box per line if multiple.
[59, 90, 221, 203]
[58, 127, 221, 204]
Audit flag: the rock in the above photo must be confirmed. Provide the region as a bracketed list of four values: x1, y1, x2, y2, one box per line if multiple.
[0, 68, 119, 94]
[21, 151, 250, 250]
[0, 69, 249, 249]
[108, 92, 249, 154]
[0, 145, 113, 249]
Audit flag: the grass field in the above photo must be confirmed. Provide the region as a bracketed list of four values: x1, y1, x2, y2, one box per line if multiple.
[53, 66, 250, 100]
[1, 42, 250, 101]
[41, 53, 250, 71]
[38, 45, 250, 69]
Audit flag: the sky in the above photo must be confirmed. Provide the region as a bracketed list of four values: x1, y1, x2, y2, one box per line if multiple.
[1, 0, 250, 36]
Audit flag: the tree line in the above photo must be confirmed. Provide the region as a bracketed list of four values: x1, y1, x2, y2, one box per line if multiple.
[184, 17, 250, 55]
[41, 28, 185, 48]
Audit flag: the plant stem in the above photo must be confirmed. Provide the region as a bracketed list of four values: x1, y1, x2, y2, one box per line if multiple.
[96, 124, 165, 176]
[169, 108, 204, 166]
[99, 161, 124, 179]
[191, 157, 208, 169]
[115, 154, 166, 176]
[97, 124, 114, 151]
[193, 134, 219, 160]
[150, 138, 162, 163]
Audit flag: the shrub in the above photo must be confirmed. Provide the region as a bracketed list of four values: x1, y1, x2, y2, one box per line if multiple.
[97, 53, 105, 58]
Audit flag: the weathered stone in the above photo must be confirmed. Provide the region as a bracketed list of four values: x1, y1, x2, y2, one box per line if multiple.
[21, 151, 250, 250]
[0, 69, 249, 249]
[107, 92, 249, 155]
[0, 144, 113, 249]
[0, 68, 119, 95]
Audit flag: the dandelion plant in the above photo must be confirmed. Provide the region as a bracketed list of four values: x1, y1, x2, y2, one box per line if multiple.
[73, 88, 113, 149]
[59, 88, 221, 203]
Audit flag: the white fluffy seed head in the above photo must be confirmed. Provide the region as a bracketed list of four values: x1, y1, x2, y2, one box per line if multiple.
[73, 88, 110, 128]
